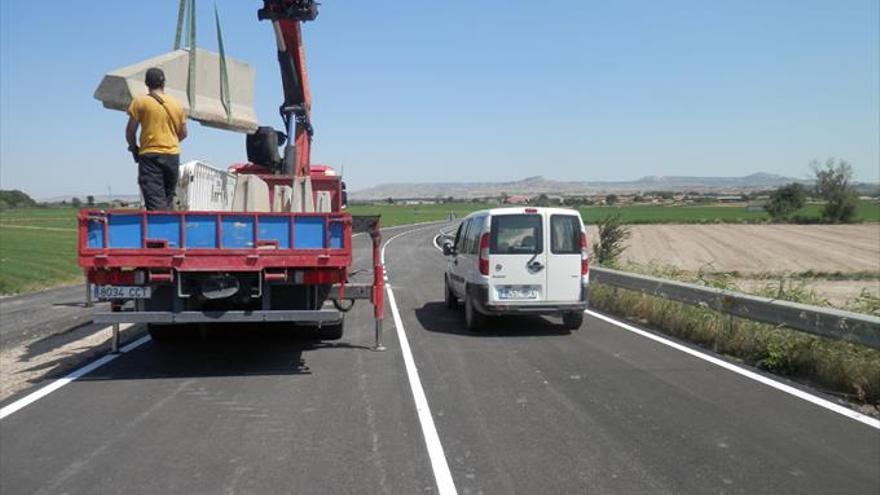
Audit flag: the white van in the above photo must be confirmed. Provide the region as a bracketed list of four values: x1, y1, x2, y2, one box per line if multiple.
[442, 207, 589, 330]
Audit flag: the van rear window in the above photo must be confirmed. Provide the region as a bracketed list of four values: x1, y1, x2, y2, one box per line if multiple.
[490, 215, 543, 254]
[551, 215, 581, 254]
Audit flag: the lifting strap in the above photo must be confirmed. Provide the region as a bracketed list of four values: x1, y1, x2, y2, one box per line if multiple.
[172, 0, 230, 121]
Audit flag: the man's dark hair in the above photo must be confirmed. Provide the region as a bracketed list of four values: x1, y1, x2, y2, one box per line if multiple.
[145, 68, 165, 90]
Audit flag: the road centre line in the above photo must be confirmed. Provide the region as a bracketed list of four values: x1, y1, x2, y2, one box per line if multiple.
[585, 310, 880, 430]
[0, 328, 148, 420]
[382, 226, 458, 495]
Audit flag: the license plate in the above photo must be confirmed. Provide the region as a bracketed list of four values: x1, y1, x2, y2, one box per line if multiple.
[92, 285, 152, 300]
[497, 286, 539, 300]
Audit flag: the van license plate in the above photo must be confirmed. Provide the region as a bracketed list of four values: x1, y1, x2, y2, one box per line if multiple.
[93, 285, 152, 300]
[498, 286, 539, 300]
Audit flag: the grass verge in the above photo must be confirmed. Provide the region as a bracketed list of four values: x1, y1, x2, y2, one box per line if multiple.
[589, 283, 880, 407]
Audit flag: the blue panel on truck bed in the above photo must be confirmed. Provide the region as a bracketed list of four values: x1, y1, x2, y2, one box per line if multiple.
[222, 216, 255, 248]
[108, 214, 142, 248]
[259, 216, 291, 249]
[147, 214, 181, 248]
[294, 217, 324, 248]
[330, 221, 344, 249]
[87, 219, 105, 248]
[86, 213, 345, 251]
[185, 215, 217, 248]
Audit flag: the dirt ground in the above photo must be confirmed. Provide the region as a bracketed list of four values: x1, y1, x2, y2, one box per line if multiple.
[586, 224, 880, 306]
[586, 224, 880, 274]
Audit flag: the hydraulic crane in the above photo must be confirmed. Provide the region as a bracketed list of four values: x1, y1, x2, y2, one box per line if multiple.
[258, 0, 320, 179]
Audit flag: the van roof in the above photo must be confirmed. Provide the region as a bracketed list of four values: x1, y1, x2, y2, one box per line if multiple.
[461, 206, 584, 219]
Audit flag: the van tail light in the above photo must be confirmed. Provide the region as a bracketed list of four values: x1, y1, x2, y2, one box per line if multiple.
[579, 231, 589, 276]
[479, 233, 490, 276]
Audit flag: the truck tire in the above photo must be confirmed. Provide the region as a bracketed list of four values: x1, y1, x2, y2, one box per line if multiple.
[444, 276, 458, 309]
[562, 311, 584, 330]
[317, 319, 344, 341]
[147, 324, 175, 341]
[464, 291, 486, 331]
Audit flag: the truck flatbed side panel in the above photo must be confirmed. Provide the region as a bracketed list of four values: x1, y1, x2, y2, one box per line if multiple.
[78, 210, 352, 271]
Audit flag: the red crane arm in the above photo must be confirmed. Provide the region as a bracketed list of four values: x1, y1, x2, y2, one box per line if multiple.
[259, 0, 319, 178]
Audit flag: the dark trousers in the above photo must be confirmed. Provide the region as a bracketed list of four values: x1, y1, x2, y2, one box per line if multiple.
[138, 153, 180, 210]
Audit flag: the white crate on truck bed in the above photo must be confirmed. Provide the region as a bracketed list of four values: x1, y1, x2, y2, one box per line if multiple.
[174, 160, 237, 211]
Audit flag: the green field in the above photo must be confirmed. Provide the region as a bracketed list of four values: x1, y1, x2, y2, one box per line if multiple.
[347, 202, 486, 226]
[1, 201, 878, 295]
[0, 208, 81, 294]
[577, 201, 880, 224]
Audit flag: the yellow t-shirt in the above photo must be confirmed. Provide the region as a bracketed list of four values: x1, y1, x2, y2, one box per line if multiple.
[127, 93, 186, 155]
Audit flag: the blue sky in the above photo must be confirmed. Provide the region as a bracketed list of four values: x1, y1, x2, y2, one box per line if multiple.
[1, 0, 877, 199]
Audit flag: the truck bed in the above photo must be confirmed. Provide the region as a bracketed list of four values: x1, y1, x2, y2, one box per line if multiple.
[78, 209, 352, 271]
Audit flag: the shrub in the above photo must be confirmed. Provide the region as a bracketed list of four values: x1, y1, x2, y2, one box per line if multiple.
[591, 214, 631, 266]
[766, 183, 807, 221]
[813, 158, 858, 223]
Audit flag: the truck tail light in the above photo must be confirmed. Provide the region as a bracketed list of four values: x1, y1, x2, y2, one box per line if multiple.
[478, 233, 490, 276]
[580, 231, 589, 276]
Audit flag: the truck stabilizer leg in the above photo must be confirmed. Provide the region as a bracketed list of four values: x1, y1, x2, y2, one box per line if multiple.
[371, 222, 386, 352]
[110, 323, 120, 354]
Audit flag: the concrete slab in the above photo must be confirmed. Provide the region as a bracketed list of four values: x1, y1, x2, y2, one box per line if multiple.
[94, 48, 258, 133]
[273, 185, 293, 212]
[231, 175, 271, 212]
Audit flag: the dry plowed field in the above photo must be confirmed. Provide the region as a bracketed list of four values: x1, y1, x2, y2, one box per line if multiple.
[585, 224, 880, 274]
[585, 224, 880, 306]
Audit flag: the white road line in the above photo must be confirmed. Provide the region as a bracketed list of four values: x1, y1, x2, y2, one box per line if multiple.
[0, 328, 149, 420]
[0, 221, 444, 421]
[585, 310, 880, 430]
[382, 226, 458, 495]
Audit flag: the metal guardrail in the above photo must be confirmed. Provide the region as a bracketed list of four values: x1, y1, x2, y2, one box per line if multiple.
[589, 267, 880, 350]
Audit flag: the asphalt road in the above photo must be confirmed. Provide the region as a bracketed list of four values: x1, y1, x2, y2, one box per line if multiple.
[0, 284, 108, 351]
[1, 223, 878, 494]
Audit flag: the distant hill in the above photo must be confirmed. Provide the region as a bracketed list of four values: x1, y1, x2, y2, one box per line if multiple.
[350, 172, 816, 200]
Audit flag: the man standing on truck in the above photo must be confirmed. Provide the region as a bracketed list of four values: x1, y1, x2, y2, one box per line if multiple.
[125, 67, 188, 210]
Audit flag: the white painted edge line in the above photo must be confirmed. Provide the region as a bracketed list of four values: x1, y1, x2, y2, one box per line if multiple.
[585, 309, 880, 430]
[0, 221, 445, 421]
[0, 327, 150, 420]
[382, 226, 458, 495]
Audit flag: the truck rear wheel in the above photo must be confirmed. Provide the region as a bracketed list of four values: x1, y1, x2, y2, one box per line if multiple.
[147, 324, 175, 341]
[316, 319, 344, 340]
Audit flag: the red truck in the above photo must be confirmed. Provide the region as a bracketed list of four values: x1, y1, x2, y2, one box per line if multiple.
[79, 0, 386, 350]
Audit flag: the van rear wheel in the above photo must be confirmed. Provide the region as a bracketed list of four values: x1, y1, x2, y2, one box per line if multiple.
[465, 292, 486, 331]
[562, 311, 584, 330]
[444, 276, 457, 309]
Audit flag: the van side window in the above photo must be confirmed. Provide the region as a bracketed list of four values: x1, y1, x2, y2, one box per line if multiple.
[490, 214, 543, 254]
[551, 215, 581, 254]
[453, 222, 465, 252]
[459, 219, 473, 254]
[466, 216, 485, 254]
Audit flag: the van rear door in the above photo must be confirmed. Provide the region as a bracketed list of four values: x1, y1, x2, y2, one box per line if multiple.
[488, 213, 547, 303]
[545, 213, 583, 302]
